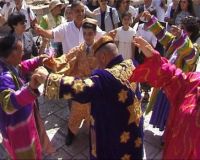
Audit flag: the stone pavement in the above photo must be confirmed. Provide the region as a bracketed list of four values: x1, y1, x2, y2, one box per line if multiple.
[0, 97, 163, 159]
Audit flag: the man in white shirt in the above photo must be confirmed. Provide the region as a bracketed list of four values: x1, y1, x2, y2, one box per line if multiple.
[34, 0, 104, 54]
[93, 0, 119, 32]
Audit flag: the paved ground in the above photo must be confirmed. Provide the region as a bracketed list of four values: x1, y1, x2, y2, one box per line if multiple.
[0, 96, 163, 159]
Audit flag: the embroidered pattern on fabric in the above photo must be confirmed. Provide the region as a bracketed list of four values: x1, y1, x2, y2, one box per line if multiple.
[44, 73, 63, 99]
[127, 98, 142, 127]
[105, 59, 136, 91]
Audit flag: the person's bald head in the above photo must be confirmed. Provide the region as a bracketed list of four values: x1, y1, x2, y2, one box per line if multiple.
[95, 43, 119, 69]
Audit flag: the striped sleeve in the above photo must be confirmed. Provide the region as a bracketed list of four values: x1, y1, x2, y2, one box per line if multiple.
[145, 16, 175, 48]
[182, 40, 199, 72]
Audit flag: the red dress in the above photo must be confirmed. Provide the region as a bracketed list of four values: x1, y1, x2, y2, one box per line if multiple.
[130, 51, 200, 159]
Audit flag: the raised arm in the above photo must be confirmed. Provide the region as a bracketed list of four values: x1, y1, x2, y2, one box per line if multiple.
[130, 37, 191, 105]
[142, 11, 175, 48]
[33, 24, 53, 39]
[142, 11, 198, 72]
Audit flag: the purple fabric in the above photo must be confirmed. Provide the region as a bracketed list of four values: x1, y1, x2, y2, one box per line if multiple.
[0, 61, 35, 137]
[13, 87, 36, 107]
[150, 90, 170, 131]
[10, 87, 36, 110]
[145, 16, 157, 28]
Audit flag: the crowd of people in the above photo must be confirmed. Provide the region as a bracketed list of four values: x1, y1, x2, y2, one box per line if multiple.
[0, 0, 200, 159]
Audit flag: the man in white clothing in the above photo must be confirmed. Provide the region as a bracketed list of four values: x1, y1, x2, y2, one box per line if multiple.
[34, 0, 104, 53]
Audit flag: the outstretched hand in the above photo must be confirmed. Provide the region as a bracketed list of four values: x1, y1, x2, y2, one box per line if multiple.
[33, 24, 44, 36]
[133, 36, 155, 58]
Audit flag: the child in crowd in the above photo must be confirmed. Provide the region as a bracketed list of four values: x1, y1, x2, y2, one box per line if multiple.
[115, 12, 136, 59]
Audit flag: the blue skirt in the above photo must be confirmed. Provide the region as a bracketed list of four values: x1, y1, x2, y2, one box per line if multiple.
[149, 90, 170, 131]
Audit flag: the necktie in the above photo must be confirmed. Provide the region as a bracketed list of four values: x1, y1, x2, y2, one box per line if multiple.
[86, 46, 90, 54]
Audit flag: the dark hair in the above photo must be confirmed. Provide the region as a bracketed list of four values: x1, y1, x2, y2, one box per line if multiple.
[82, 22, 96, 32]
[175, 0, 195, 16]
[115, 0, 124, 10]
[121, 12, 132, 19]
[0, 34, 17, 58]
[71, 0, 84, 10]
[181, 16, 200, 43]
[7, 12, 26, 32]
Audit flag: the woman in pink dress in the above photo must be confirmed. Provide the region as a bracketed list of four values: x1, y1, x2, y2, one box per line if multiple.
[130, 36, 200, 159]
[0, 34, 53, 159]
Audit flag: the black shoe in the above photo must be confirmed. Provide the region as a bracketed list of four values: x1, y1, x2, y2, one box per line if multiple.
[65, 128, 75, 146]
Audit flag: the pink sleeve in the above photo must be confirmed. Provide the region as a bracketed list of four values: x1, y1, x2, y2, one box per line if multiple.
[130, 51, 189, 104]
[20, 57, 41, 74]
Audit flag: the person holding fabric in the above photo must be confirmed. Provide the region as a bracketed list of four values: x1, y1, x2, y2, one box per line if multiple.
[130, 36, 200, 159]
[141, 11, 199, 133]
[34, 35, 144, 160]
[39, 0, 66, 56]
[44, 18, 99, 146]
[0, 34, 53, 160]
